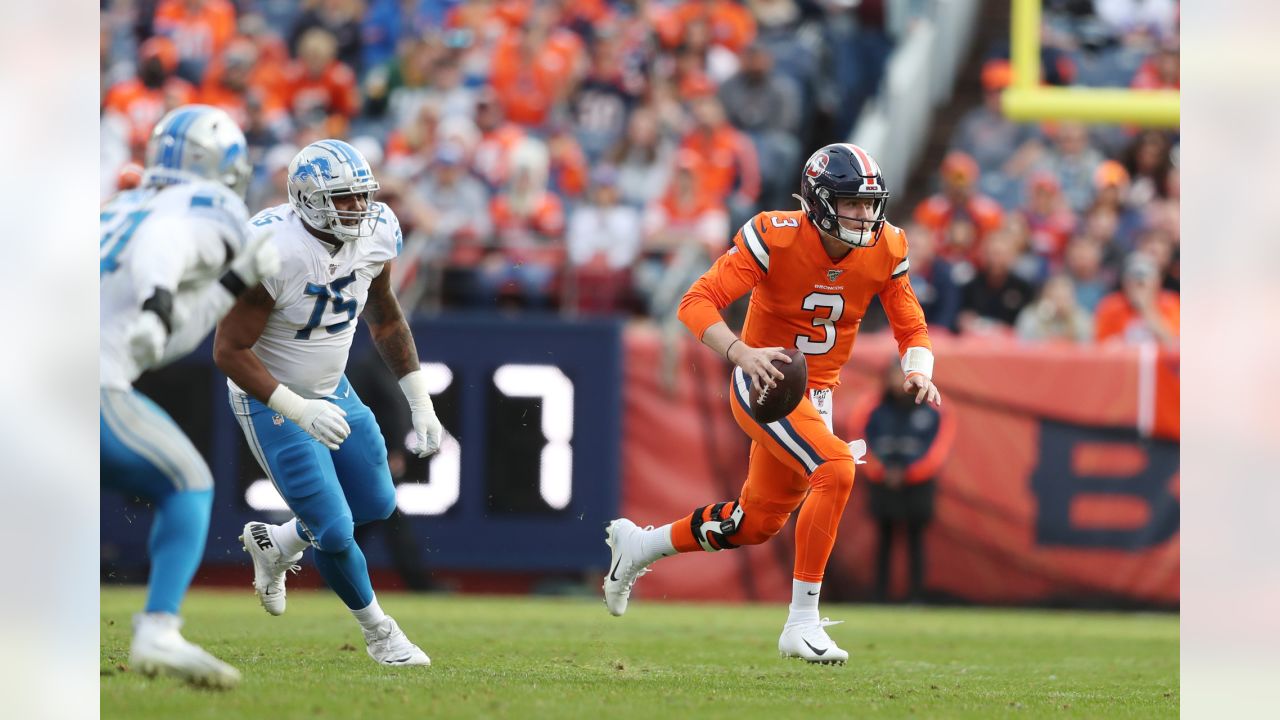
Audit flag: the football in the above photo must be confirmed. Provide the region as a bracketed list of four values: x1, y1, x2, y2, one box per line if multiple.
[748, 348, 808, 424]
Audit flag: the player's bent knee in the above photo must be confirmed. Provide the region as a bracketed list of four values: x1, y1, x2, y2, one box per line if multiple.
[313, 516, 355, 554]
[812, 458, 856, 496]
[354, 489, 397, 525]
[690, 501, 756, 551]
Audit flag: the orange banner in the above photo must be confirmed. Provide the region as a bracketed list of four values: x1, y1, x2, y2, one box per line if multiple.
[621, 327, 1179, 607]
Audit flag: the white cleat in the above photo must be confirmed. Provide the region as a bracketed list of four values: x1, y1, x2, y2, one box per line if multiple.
[778, 618, 850, 665]
[363, 617, 431, 667]
[602, 518, 654, 617]
[130, 613, 241, 688]
[239, 521, 302, 616]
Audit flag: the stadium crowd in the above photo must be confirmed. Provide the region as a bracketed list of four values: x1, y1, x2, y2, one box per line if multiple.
[101, 0, 1179, 347]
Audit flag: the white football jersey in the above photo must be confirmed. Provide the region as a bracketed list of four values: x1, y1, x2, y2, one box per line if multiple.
[231, 202, 402, 398]
[100, 181, 251, 390]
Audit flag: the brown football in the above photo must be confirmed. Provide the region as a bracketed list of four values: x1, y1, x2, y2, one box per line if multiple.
[748, 349, 808, 424]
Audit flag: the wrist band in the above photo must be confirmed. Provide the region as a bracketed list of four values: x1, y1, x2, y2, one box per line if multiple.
[725, 338, 742, 361]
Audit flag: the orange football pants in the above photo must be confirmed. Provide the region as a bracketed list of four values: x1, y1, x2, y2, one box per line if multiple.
[669, 367, 856, 583]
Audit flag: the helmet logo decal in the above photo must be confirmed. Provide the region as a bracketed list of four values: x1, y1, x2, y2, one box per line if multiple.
[292, 156, 336, 184]
[805, 153, 830, 178]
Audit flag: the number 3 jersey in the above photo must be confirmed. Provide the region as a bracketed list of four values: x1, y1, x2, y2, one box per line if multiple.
[231, 202, 402, 399]
[677, 209, 931, 390]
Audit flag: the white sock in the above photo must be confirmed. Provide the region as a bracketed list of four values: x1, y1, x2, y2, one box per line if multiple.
[351, 596, 388, 634]
[638, 524, 676, 565]
[787, 579, 821, 625]
[270, 518, 310, 557]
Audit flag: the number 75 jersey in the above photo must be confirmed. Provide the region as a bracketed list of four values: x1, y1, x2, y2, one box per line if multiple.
[677, 209, 931, 389]
[237, 202, 403, 399]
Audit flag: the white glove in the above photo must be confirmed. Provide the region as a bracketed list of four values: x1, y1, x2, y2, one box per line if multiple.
[228, 231, 281, 287]
[268, 385, 350, 450]
[125, 310, 168, 370]
[399, 370, 442, 458]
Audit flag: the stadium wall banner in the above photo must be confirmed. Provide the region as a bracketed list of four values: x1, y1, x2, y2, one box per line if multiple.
[622, 327, 1179, 608]
[101, 315, 624, 576]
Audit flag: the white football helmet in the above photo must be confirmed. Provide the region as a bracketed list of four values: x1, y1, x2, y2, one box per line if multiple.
[287, 140, 382, 243]
[143, 104, 252, 199]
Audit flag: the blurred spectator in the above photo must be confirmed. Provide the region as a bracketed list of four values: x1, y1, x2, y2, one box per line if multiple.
[608, 106, 677, 208]
[1032, 121, 1105, 214]
[199, 38, 285, 129]
[904, 224, 961, 333]
[478, 138, 567, 309]
[471, 89, 527, 190]
[957, 229, 1035, 335]
[570, 30, 643, 162]
[638, 151, 729, 316]
[413, 143, 494, 267]
[1135, 226, 1179, 293]
[718, 43, 803, 210]
[290, 0, 364, 75]
[1122, 130, 1174, 207]
[360, 0, 406, 74]
[566, 166, 642, 314]
[546, 125, 590, 200]
[366, 36, 440, 125]
[1019, 170, 1078, 265]
[950, 59, 1042, 185]
[1015, 273, 1093, 343]
[1094, 0, 1179, 46]
[654, 0, 757, 55]
[235, 13, 293, 112]
[679, 94, 761, 227]
[384, 103, 442, 179]
[1090, 159, 1146, 252]
[1131, 41, 1179, 89]
[285, 28, 361, 135]
[914, 151, 1005, 259]
[102, 36, 198, 160]
[1062, 237, 1112, 314]
[488, 5, 586, 129]
[1094, 252, 1179, 346]
[853, 360, 956, 604]
[423, 55, 479, 121]
[152, 0, 237, 85]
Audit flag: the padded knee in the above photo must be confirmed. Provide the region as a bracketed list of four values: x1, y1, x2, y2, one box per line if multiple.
[812, 458, 856, 498]
[312, 515, 355, 554]
[690, 502, 742, 551]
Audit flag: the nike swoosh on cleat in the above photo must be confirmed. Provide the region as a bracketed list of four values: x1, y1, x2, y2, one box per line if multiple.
[803, 639, 829, 656]
[608, 557, 622, 582]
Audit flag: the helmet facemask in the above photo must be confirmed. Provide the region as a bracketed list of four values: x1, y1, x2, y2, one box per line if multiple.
[315, 183, 382, 243]
[819, 188, 887, 247]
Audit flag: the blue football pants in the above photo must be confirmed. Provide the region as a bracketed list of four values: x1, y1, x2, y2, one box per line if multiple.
[101, 387, 214, 615]
[230, 376, 395, 610]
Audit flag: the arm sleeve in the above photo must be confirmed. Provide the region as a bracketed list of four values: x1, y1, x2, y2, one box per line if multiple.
[879, 273, 933, 355]
[676, 217, 767, 340]
[155, 282, 236, 366]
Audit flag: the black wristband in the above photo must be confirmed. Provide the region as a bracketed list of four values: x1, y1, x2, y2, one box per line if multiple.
[140, 288, 174, 335]
[725, 338, 742, 361]
[219, 269, 249, 298]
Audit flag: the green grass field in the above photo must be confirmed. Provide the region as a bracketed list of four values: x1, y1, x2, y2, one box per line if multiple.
[101, 588, 1178, 719]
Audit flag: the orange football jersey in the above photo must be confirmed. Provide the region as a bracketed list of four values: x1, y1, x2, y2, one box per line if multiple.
[678, 210, 931, 389]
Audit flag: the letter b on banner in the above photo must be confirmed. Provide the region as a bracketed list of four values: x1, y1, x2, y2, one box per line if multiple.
[1030, 420, 1179, 550]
